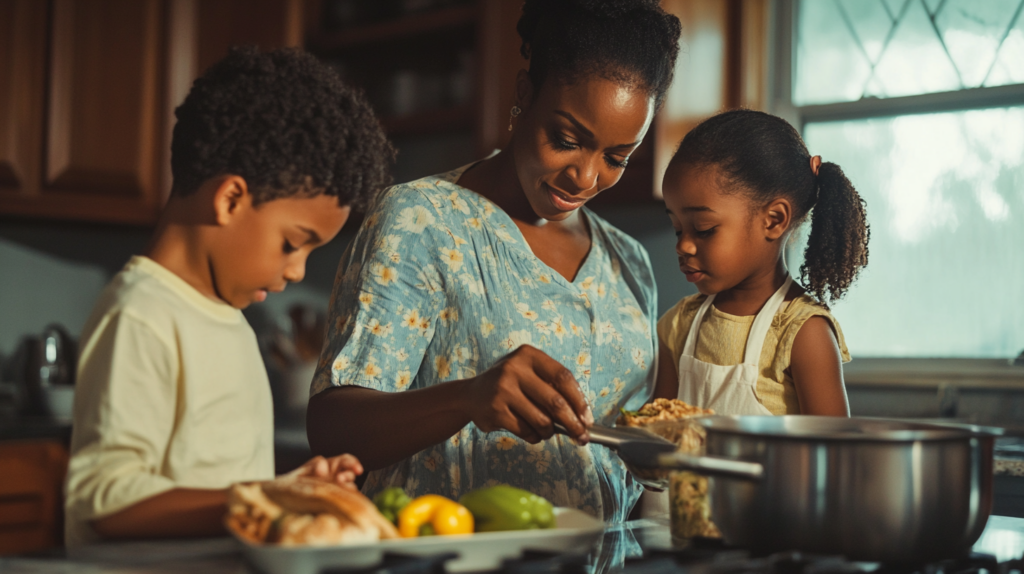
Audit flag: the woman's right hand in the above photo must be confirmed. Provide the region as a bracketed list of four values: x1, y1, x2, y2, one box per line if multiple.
[460, 345, 595, 444]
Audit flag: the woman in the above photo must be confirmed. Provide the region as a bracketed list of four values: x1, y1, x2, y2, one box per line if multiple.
[308, 0, 681, 523]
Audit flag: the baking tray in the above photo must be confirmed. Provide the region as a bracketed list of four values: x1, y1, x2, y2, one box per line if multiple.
[235, 508, 605, 574]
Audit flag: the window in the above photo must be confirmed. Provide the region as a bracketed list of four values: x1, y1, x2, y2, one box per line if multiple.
[775, 0, 1024, 358]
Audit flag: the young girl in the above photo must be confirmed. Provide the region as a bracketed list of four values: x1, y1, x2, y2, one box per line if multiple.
[653, 109, 869, 416]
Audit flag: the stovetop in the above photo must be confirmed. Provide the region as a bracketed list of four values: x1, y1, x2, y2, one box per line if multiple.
[321, 525, 1024, 574]
[328, 543, 1023, 574]
[6, 516, 1023, 574]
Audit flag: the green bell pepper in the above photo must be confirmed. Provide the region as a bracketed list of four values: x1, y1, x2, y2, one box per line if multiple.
[373, 487, 411, 525]
[459, 485, 555, 532]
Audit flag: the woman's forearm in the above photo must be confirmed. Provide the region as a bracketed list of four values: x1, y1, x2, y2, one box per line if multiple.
[306, 383, 472, 471]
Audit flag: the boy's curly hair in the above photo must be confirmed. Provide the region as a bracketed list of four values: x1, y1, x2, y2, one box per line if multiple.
[170, 46, 394, 210]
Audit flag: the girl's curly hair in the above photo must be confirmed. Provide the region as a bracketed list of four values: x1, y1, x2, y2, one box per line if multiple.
[517, 0, 681, 109]
[171, 46, 395, 210]
[671, 109, 870, 305]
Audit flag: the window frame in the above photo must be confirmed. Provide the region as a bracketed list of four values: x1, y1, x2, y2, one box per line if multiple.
[766, 0, 1024, 385]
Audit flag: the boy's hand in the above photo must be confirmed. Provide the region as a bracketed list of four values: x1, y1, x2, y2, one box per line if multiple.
[288, 454, 364, 488]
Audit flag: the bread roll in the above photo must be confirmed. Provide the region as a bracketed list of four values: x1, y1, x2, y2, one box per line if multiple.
[226, 476, 399, 545]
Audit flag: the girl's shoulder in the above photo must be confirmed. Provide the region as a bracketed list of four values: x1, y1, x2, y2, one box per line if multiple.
[775, 294, 851, 363]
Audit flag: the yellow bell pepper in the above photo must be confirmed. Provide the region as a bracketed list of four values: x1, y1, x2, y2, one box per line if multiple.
[397, 495, 474, 537]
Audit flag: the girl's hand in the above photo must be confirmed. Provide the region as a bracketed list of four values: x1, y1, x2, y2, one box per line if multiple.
[461, 345, 594, 444]
[289, 454, 364, 488]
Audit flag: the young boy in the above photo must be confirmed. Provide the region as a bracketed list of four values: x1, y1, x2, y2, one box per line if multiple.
[64, 46, 394, 547]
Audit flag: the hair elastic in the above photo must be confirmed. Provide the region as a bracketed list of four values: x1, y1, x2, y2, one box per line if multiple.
[810, 155, 822, 176]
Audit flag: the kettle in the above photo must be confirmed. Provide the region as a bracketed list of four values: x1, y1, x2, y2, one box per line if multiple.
[32, 324, 76, 387]
[16, 324, 77, 420]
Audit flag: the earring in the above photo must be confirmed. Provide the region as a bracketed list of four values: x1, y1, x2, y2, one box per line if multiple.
[507, 105, 522, 132]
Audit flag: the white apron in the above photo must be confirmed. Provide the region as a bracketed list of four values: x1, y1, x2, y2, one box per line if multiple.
[676, 276, 793, 416]
[640, 277, 792, 517]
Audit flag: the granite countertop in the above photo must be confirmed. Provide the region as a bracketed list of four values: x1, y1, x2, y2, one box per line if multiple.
[3, 515, 1023, 574]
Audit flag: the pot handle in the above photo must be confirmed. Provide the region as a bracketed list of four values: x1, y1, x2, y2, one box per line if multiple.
[657, 453, 764, 481]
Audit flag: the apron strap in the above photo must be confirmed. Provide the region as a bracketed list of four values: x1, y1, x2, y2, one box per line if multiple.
[681, 294, 716, 358]
[742, 276, 794, 366]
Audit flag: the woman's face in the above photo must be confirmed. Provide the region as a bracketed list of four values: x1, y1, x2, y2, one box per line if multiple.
[511, 74, 655, 221]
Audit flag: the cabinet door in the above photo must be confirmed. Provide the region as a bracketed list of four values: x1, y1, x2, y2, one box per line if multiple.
[0, 0, 47, 197]
[0, 0, 167, 224]
[44, 0, 166, 223]
[0, 441, 69, 555]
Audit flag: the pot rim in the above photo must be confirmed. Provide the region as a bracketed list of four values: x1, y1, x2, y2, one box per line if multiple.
[698, 415, 1004, 442]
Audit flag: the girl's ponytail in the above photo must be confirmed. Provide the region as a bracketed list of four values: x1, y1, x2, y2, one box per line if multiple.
[800, 162, 870, 306]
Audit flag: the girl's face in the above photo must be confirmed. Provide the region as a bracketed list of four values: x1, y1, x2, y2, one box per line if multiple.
[512, 74, 654, 221]
[663, 163, 782, 295]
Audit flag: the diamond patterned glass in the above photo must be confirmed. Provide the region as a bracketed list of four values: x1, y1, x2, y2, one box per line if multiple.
[795, 0, 1024, 105]
[790, 107, 1024, 357]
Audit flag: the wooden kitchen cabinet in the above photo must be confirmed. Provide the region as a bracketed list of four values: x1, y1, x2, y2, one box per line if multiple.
[0, 0, 303, 225]
[653, 0, 770, 198]
[0, 0, 48, 209]
[0, 440, 69, 555]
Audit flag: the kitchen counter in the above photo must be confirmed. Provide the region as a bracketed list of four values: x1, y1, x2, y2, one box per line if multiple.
[0, 416, 72, 443]
[3, 514, 1023, 574]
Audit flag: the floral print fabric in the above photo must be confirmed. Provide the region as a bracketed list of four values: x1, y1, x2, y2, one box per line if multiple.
[311, 164, 658, 523]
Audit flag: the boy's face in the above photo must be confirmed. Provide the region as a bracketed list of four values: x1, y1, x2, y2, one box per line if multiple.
[211, 188, 350, 309]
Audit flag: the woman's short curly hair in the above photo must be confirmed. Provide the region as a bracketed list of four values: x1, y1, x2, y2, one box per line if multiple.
[170, 46, 394, 210]
[517, 0, 681, 109]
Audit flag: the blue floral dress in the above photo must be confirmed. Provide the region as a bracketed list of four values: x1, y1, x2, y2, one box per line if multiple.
[311, 164, 658, 523]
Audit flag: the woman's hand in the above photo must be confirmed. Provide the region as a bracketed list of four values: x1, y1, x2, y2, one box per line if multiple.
[288, 454, 364, 488]
[461, 345, 594, 444]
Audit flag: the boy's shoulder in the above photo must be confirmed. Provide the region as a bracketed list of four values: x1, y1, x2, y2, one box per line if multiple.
[88, 256, 243, 336]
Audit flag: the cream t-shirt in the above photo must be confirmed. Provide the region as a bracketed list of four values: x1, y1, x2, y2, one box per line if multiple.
[65, 256, 274, 547]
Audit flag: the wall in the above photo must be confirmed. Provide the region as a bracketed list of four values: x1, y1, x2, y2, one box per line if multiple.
[0, 202, 695, 365]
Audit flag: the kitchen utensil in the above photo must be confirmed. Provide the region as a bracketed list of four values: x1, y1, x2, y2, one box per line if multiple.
[231, 507, 604, 574]
[37, 324, 75, 386]
[553, 423, 763, 480]
[698, 415, 1003, 562]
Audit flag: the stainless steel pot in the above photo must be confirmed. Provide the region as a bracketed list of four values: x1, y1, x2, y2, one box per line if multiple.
[698, 416, 1002, 562]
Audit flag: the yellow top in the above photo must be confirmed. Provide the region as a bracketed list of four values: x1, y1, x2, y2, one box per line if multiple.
[657, 293, 851, 415]
[65, 256, 275, 547]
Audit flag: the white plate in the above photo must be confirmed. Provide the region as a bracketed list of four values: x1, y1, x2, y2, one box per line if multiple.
[236, 508, 605, 574]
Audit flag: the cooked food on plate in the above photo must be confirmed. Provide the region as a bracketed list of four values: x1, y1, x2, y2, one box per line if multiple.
[226, 476, 399, 545]
[617, 398, 720, 539]
[227, 480, 562, 546]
